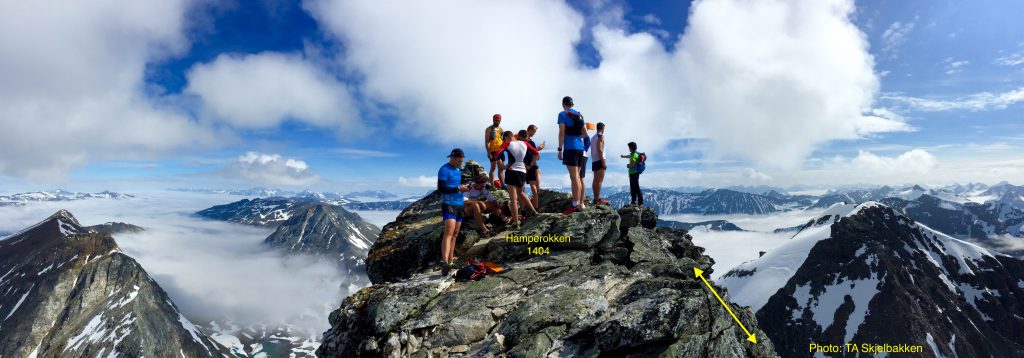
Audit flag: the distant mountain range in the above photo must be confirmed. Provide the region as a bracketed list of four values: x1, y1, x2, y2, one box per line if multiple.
[0, 190, 133, 203]
[0, 210, 229, 357]
[657, 219, 745, 232]
[721, 202, 1024, 357]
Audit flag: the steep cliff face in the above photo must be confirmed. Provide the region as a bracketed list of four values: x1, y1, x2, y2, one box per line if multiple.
[0, 210, 230, 357]
[318, 192, 778, 357]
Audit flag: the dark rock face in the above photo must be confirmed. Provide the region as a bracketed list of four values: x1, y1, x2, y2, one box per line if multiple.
[264, 204, 380, 272]
[85, 222, 146, 235]
[318, 192, 779, 357]
[608, 188, 788, 215]
[195, 197, 312, 227]
[0, 210, 229, 357]
[726, 203, 1024, 357]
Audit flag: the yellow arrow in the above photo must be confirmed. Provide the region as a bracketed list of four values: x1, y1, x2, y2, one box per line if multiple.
[693, 267, 757, 344]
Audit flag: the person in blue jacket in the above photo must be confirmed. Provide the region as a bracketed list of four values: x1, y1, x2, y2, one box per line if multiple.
[437, 148, 470, 275]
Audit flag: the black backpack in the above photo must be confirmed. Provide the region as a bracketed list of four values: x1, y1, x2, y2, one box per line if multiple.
[564, 110, 585, 136]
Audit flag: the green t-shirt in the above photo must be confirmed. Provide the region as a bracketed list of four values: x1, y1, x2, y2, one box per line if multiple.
[628, 152, 639, 174]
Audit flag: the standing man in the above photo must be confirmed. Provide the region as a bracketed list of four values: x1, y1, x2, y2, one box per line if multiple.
[525, 124, 545, 210]
[437, 148, 470, 275]
[484, 114, 505, 187]
[580, 125, 591, 202]
[591, 122, 608, 204]
[620, 142, 644, 207]
[557, 96, 587, 215]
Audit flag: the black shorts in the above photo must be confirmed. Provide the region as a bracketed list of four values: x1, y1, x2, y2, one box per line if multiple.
[592, 160, 606, 172]
[579, 157, 588, 178]
[505, 169, 527, 187]
[489, 150, 503, 162]
[526, 165, 539, 182]
[441, 203, 464, 222]
[562, 149, 584, 167]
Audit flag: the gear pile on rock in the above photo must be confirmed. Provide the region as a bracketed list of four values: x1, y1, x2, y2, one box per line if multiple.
[317, 190, 779, 357]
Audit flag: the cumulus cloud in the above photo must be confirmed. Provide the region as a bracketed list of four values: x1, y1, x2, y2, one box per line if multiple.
[743, 168, 773, 182]
[398, 175, 436, 188]
[882, 86, 1024, 111]
[0, 0, 217, 181]
[186, 53, 361, 131]
[847, 148, 937, 174]
[305, 0, 906, 171]
[229, 151, 319, 186]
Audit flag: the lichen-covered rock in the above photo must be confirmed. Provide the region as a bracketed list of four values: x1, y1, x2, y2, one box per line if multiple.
[321, 193, 779, 357]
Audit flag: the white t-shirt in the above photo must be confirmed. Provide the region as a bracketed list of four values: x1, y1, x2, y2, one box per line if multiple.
[464, 187, 496, 202]
[590, 133, 604, 160]
[501, 141, 537, 173]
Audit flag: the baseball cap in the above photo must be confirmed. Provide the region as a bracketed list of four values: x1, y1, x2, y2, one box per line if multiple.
[493, 114, 502, 121]
[447, 148, 465, 158]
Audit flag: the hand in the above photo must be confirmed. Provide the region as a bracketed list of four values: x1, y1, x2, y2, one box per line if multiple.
[557, 151, 563, 161]
[459, 184, 470, 192]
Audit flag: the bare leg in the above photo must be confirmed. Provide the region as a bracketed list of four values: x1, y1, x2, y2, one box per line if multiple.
[497, 160, 505, 185]
[567, 166, 585, 209]
[594, 169, 605, 201]
[530, 167, 541, 209]
[509, 185, 520, 226]
[488, 159, 497, 182]
[450, 221, 462, 263]
[518, 188, 538, 215]
[442, 219, 456, 263]
[465, 201, 487, 233]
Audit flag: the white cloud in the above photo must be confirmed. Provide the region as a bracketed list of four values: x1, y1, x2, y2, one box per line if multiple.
[305, 0, 905, 171]
[229, 151, 319, 186]
[883, 86, 1024, 111]
[743, 168, 773, 181]
[847, 148, 937, 174]
[186, 53, 361, 132]
[640, 13, 661, 25]
[398, 175, 436, 188]
[995, 52, 1024, 66]
[943, 57, 969, 75]
[0, 0, 217, 182]
[880, 17, 917, 56]
[333, 148, 398, 158]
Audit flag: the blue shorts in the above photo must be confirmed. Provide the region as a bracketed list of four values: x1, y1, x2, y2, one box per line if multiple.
[441, 203, 464, 223]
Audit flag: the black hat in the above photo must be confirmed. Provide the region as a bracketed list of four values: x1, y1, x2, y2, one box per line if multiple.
[562, 96, 574, 106]
[447, 148, 465, 158]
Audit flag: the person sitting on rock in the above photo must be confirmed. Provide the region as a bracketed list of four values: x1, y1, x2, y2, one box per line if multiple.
[464, 176, 505, 236]
[437, 148, 470, 275]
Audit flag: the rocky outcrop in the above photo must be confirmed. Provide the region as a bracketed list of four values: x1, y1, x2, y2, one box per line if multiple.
[85, 222, 146, 235]
[318, 191, 778, 357]
[0, 210, 229, 357]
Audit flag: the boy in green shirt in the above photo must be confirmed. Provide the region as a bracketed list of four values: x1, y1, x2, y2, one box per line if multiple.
[620, 142, 644, 207]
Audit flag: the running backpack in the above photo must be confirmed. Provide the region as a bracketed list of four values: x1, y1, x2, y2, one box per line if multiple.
[455, 259, 489, 281]
[636, 152, 647, 174]
[564, 110, 585, 136]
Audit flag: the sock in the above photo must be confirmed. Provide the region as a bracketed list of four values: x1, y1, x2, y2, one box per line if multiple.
[572, 200, 578, 207]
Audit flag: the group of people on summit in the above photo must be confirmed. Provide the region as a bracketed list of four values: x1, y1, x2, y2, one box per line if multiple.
[435, 96, 647, 273]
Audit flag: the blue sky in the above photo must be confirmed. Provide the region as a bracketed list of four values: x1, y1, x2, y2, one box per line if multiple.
[1, 0, 1022, 195]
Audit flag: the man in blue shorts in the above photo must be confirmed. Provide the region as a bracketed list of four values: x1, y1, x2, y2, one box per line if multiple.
[557, 96, 587, 214]
[437, 148, 470, 275]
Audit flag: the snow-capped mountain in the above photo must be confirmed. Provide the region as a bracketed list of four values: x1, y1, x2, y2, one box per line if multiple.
[263, 204, 379, 274]
[880, 194, 1024, 241]
[343, 198, 416, 211]
[202, 320, 319, 358]
[85, 222, 146, 235]
[170, 187, 294, 196]
[656, 219, 745, 232]
[720, 203, 1024, 357]
[195, 197, 312, 227]
[345, 190, 398, 200]
[607, 188, 792, 215]
[0, 189, 133, 203]
[0, 210, 229, 357]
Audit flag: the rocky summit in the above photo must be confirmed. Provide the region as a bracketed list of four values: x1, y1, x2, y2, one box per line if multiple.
[317, 190, 778, 357]
[0, 210, 229, 357]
